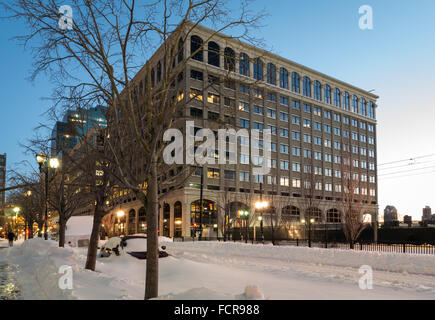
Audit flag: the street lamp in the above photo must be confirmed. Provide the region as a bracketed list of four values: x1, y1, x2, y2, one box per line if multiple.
[36, 153, 60, 240]
[239, 210, 249, 243]
[255, 200, 268, 244]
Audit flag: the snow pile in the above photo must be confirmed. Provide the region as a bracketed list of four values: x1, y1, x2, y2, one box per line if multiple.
[65, 216, 94, 247]
[155, 286, 266, 300]
[165, 242, 435, 276]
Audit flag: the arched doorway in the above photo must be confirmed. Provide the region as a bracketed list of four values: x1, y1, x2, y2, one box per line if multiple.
[163, 203, 170, 237]
[128, 209, 136, 235]
[174, 201, 182, 237]
[191, 199, 217, 237]
[138, 207, 146, 234]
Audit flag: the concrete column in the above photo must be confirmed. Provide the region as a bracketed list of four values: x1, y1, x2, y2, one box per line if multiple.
[169, 201, 175, 238]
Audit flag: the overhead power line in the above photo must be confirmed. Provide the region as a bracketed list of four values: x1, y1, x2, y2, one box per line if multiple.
[378, 154, 435, 167]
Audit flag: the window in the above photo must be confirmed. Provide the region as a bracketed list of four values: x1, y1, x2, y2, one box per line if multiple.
[270, 142, 277, 152]
[303, 104, 311, 113]
[360, 98, 367, 116]
[343, 92, 350, 110]
[280, 160, 289, 170]
[254, 105, 264, 115]
[280, 68, 289, 89]
[324, 124, 331, 134]
[303, 76, 311, 97]
[239, 101, 250, 112]
[224, 170, 235, 180]
[314, 151, 322, 160]
[303, 119, 311, 128]
[313, 107, 321, 116]
[253, 58, 264, 81]
[280, 112, 289, 122]
[324, 84, 332, 104]
[334, 88, 341, 107]
[280, 176, 289, 187]
[368, 101, 375, 119]
[303, 134, 311, 143]
[334, 127, 341, 136]
[239, 53, 250, 76]
[324, 139, 331, 148]
[208, 42, 220, 67]
[324, 110, 331, 119]
[303, 149, 312, 158]
[207, 168, 220, 179]
[280, 144, 289, 154]
[292, 147, 301, 157]
[224, 79, 235, 90]
[207, 92, 220, 104]
[240, 84, 250, 95]
[239, 118, 250, 129]
[239, 171, 250, 182]
[224, 47, 235, 71]
[190, 69, 203, 81]
[314, 136, 322, 145]
[291, 131, 300, 141]
[240, 154, 250, 164]
[224, 97, 235, 107]
[190, 88, 203, 101]
[325, 183, 332, 192]
[292, 115, 300, 125]
[352, 95, 358, 113]
[292, 178, 301, 188]
[190, 107, 203, 118]
[314, 122, 321, 131]
[253, 122, 263, 132]
[253, 88, 263, 99]
[333, 113, 341, 122]
[267, 108, 276, 119]
[191, 35, 203, 62]
[292, 100, 300, 110]
[267, 92, 277, 102]
[281, 128, 290, 138]
[291, 72, 300, 93]
[267, 125, 277, 135]
[280, 96, 289, 106]
[267, 63, 277, 85]
[253, 175, 264, 183]
[314, 80, 322, 101]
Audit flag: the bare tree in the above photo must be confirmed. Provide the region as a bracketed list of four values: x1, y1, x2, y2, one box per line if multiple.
[4, 0, 264, 299]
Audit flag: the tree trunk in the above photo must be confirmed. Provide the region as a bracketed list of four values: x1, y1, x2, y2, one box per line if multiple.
[145, 162, 159, 300]
[85, 207, 103, 271]
[58, 215, 66, 247]
[28, 219, 34, 239]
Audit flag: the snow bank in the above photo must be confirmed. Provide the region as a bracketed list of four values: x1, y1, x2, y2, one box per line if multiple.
[65, 216, 94, 247]
[165, 242, 435, 276]
[155, 286, 265, 300]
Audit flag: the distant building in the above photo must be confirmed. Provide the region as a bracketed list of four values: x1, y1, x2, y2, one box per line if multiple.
[403, 215, 412, 226]
[421, 206, 435, 224]
[0, 154, 5, 216]
[383, 205, 399, 228]
[51, 106, 107, 157]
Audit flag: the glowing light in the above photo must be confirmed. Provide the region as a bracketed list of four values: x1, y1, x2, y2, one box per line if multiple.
[36, 153, 46, 164]
[255, 201, 269, 210]
[49, 158, 60, 169]
[116, 210, 125, 218]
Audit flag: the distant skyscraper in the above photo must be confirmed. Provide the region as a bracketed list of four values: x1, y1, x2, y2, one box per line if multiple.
[51, 106, 107, 157]
[0, 154, 6, 216]
[422, 206, 433, 223]
[384, 205, 399, 227]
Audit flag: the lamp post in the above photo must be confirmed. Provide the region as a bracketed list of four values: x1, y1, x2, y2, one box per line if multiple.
[255, 200, 268, 244]
[301, 218, 315, 248]
[36, 153, 60, 240]
[238, 210, 249, 243]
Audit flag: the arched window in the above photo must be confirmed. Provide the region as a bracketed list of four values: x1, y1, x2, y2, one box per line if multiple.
[267, 63, 276, 85]
[292, 72, 300, 93]
[178, 37, 184, 63]
[360, 98, 367, 116]
[163, 203, 170, 237]
[343, 91, 350, 110]
[282, 206, 300, 222]
[253, 58, 263, 81]
[327, 209, 341, 223]
[156, 61, 162, 83]
[208, 41, 220, 67]
[324, 84, 332, 104]
[224, 47, 235, 71]
[138, 207, 146, 234]
[191, 35, 203, 62]
[306, 207, 322, 223]
[303, 76, 311, 97]
[280, 67, 289, 89]
[334, 88, 341, 107]
[368, 101, 375, 119]
[128, 209, 136, 235]
[191, 200, 217, 226]
[239, 53, 250, 76]
[313, 80, 322, 101]
[352, 95, 359, 113]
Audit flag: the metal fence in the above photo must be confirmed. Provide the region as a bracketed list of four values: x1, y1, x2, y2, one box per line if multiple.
[173, 237, 435, 255]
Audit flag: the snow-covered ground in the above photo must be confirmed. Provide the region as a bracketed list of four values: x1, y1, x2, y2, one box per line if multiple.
[0, 238, 434, 300]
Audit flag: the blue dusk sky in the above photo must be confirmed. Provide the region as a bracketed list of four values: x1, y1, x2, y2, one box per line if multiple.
[0, 0, 434, 220]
